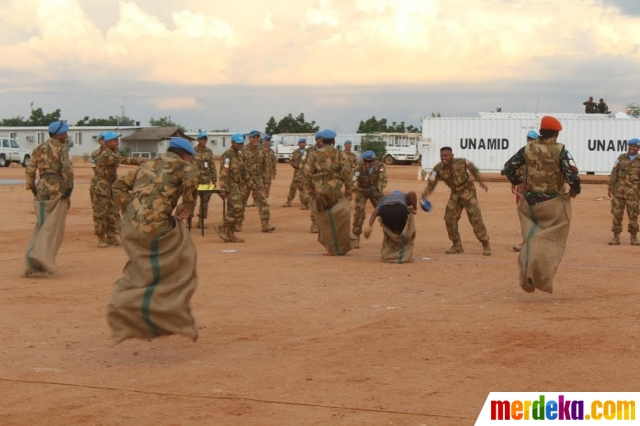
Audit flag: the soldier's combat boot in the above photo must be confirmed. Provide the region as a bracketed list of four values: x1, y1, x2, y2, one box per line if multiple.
[353, 235, 360, 249]
[608, 233, 620, 245]
[310, 223, 318, 233]
[107, 234, 121, 247]
[261, 220, 276, 232]
[445, 241, 464, 254]
[215, 223, 232, 242]
[283, 200, 292, 207]
[225, 226, 244, 243]
[631, 233, 640, 246]
[300, 204, 310, 210]
[97, 236, 109, 249]
[482, 241, 492, 256]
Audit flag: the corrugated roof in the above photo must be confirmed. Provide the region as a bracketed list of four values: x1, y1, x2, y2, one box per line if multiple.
[121, 127, 195, 142]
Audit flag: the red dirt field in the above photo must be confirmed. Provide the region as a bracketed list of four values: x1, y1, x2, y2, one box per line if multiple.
[0, 160, 638, 426]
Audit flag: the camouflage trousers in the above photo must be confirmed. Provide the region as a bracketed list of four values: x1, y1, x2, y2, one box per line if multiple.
[444, 192, 489, 244]
[352, 191, 383, 236]
[93, 193, 119, 242]
[195, 191, 213, 219]
[287, 176, 309, 206]
[222, 184, 245, 229]
[304, 183, 317, 226]
[241, 184, 270, 223]
[611, 196, 639, 234]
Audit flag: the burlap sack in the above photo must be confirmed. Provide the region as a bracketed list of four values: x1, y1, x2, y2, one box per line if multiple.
[380, 212, 416, 264]
[23, 196, 69, 276]
[107, 221, 198, 344]
[311, 197, 353, 256]
[517, 195, 572, 294]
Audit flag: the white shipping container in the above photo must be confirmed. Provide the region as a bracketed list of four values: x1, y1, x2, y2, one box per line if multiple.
[420, 112, 640, 175]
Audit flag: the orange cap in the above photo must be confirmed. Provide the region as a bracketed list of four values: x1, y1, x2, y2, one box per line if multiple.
[540, 116, 562, 131]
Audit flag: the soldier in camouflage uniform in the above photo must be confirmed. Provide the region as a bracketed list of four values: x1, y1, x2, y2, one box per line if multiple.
[93, 131, 146, 248]
[284, 138, 309, 208]
[191, 131, 217, 229]
[237, 130, 275, 233]
[299, 133, 324, 232]
[112, 138, 199, 237]
[511, 130, 538, 252]
[422, 147, 492, 255]
[607, 138, 640, 245]
[89, 131, 106, 209]
[351, 150, 387, 249]
[216, 133, 247, 242]
[343, 140, 359, 172]
[583, 96, 598, 113]
[263, 134, 277, 197]
[303, 130, 353, 211]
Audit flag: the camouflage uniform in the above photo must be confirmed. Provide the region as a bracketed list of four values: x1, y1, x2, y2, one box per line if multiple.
[217, 148, 246, 242]
[607, 153, 640, 245]
[423, 158, 490, 254]
[284, 148, 309, 208]
[352, 160, 387, 243]
[93, 149, 144, 247]
[112, 153, 199, 238]
[264, 145, 277, 197]
[240, 144, 275, 232]
[345, 152, 359, 174]
[303, 145, 353, 211]
[300, 145, 319, 231]
[89, 146, 105, 221]
[25, 138, 74, 201]
[192, 145, 217, 228]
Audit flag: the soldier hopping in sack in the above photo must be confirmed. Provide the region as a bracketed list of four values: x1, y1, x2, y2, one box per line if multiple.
[351, 150, 387, 249]
[23, 120, 74, 277]
[108, 138, 200, 344]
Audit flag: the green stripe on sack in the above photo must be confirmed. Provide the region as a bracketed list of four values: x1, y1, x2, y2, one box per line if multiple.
[398, 234, 406, 264]
[142, 238, 161, 337]
[327, 208, 342, 255]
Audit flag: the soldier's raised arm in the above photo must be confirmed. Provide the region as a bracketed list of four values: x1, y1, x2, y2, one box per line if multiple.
[422, 163, 442, 198]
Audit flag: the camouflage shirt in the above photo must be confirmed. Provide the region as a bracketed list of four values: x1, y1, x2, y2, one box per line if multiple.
[94, 149, 144, 197]
[112, 152, 199, 238]
[423, 158, 483, 198]
[303, 145, 354, 194]
[354, 159, 387, 195]
[290, 148, 304, 170]
[90, 147, 105, 173]
[502, 138, 581, 205]
[218, 148, 245, 192]
[345, 152, 359, 173]
[193, 145, 217, 185]
[608, 153, 640, 200]
[242, 145, 269, 187]
[264, 146, 277, 179]
[25, 138, 74, 200]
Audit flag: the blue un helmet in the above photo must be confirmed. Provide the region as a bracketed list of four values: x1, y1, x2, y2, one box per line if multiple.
[628, 138, 640, 146]
[526, 130, 538, 140]
[197, 131, 208, 140]
[168, 137, 196, 155]
[231, 133, 245, 144]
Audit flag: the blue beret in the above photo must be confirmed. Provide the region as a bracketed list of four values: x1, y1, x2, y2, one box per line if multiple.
[526, 130, 538, 139]
[298, 137, 307, 143]
[97, 131, 106, 140]
[248, 130, 261, 137]
[103, 131, 122, 142]
[231, 133, 245, 144]
[48, 121, 69, 135]
[361, 150, 376, 160]
[168, 137, 196, 155]
[344, 140, 352, 145]
[628, 138, 640, 146]
[197, 131, 208, 139]
[263, 134, 272, 141]
[315, 131, 323, 139]
[318, 129, 337, 140]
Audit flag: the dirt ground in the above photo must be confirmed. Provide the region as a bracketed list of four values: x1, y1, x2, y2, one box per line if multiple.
[0, 160, 639, 426]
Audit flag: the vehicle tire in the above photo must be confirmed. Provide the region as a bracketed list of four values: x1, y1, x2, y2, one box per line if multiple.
[22, 155, 30, 168]
[383, 155, 395, 165]
[0, 155, 7, 167]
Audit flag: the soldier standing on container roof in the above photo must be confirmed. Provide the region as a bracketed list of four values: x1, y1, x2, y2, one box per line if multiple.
[262, 134, 277, 198]
[283, 137, 309, 208]
[191, 131, 217, 229]
[607, 138, 640, 246]
[238, 130, 275, 233]
[421, 147, 492, 256]
[583, 96, 598, 113]
[597, 98, 610, 114]
[351, 150, 387, 249]
[216, 133, 247, 243]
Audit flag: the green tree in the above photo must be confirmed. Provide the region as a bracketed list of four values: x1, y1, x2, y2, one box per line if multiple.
[357, 116, 421, 133]
[149, 116, 186, 131]
[1, 116, 28, 126]
[211, 128, 230, 132]
[360, 134, 387, 159]
[28, 108, 62, 126]
[264, 113, 319, 134]
[626, 103, 640, 118]
[76, 115, 138, 126]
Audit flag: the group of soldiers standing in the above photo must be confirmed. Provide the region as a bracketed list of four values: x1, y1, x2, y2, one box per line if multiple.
[583, 96, 610, 114]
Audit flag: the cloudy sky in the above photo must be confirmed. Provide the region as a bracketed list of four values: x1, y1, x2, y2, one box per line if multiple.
[0, 0, 639, 132]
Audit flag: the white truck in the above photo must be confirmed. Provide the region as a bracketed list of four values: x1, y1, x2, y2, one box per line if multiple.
[0, 137, 31, 167]
[420, 111, 640, 175]
[362, 133, 426, 165]
[273, 134, 316, 162]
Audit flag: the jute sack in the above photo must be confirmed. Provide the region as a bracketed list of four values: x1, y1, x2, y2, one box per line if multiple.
[311, 197, 353, 256]
[517, 195, 572, 294]
[24, 196, 69, 276]
[107, 221, 198, 344]
[380, 211, 416, 264]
